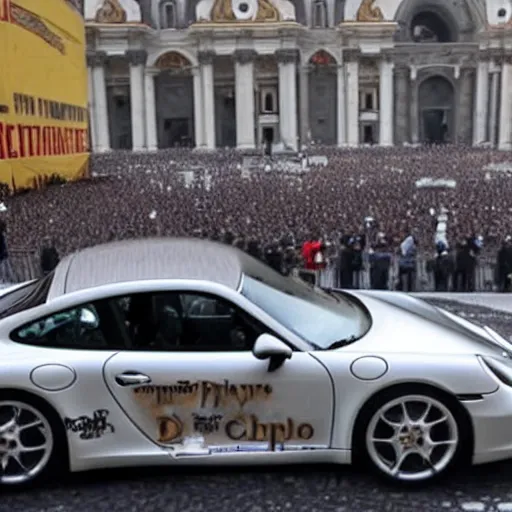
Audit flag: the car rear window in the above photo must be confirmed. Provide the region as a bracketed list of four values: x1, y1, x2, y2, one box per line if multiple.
[0, 272, 54, 319]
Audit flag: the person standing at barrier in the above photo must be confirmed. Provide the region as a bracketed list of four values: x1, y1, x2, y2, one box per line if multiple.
[282, 245, 298, 276]
[369, 237, 392, 290]
[433, 241, 454, 292]
[454, 236, 480, 292]
[397, 232, 417, 292]
[264, 240, 283, 273]
[0, 221, 16, 284]
[302, 236, 322, 271]
[40, 237, 60, 276]
[337, 237, 353, 288]
[496, 236, 512, 292]
[351, 239, 364, 289]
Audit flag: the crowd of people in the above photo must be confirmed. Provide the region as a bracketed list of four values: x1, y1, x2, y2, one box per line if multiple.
[1, 144, 512, 291]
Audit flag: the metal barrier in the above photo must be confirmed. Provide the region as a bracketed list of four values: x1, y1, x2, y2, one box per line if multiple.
[8, 249, 39, 283]
[2, 249, 500, 292]
[296, 254, 498, 292]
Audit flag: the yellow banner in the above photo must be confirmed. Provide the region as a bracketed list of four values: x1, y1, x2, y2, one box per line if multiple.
[0, 0, 89, 191]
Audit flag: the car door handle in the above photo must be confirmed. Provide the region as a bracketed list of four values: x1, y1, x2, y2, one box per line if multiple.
[115, 373, 152, 387]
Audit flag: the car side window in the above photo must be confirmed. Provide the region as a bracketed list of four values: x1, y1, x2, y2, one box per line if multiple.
[113, 291, 264, 352]
[11, 301, 119, 349]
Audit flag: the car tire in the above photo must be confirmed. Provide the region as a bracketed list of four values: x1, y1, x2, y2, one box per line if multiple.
[352, 385, 472, 486]
[0, 391, 68, 489]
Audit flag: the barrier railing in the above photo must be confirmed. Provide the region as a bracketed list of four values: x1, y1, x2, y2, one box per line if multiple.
[7, 249, 39, 283]
[296, 254, 498, 292]
[2, 249, 501, 292]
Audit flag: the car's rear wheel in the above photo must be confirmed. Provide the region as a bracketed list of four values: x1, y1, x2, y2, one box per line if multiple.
[0, 396, 63, 488]
[354, 387, 471, 485]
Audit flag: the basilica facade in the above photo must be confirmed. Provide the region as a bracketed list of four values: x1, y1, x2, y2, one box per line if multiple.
[85, 0, 512, 151]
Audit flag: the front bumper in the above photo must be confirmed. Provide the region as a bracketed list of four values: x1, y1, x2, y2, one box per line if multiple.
[466, 384, 512, 465]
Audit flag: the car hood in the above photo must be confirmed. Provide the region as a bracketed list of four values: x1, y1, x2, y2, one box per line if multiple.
[344, 289, 512, 356]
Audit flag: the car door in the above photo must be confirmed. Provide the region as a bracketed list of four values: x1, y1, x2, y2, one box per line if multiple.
[102, 289, 334, 455]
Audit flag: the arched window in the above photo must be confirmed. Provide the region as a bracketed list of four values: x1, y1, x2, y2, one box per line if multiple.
[312, 0, 327, 28]
[260, 88, 277, 113]
[160, 0, 177, 29]
[410, 11, 454, 43]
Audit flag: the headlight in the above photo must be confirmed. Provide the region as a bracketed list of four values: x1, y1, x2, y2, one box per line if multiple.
[480, 355, 512, 386]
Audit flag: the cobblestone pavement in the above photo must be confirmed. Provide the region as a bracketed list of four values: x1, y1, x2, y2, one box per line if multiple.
[2, 298, 512, 512]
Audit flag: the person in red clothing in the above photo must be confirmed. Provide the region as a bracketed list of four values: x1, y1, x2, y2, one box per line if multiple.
[302, 238, 324, 270]
[302, 240, 315, 270]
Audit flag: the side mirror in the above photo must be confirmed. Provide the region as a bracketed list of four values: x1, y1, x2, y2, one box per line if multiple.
[79, 307, 99, 329]
[253, 334, 292, 372]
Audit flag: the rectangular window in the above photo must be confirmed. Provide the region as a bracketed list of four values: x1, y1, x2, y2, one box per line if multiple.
[363, 125, 374, 144]
[112, 291, 265, 352]
[360, 88, 377, 111]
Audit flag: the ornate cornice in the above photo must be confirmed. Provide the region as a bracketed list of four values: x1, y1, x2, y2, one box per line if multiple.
[380, 48, 394, 62]
[275, 49, 299, 64]
[343, 48, 360, 62]
[393, 64, 409, 75]
[393, 45, 478, 68]
[489, 49, 512, 65]
[478, 49, 492, 62]
[125, 49, 148, 66]
[197, 50, 216, 65]
[86, 50, 108, 67]
[233, 49, 257, 64]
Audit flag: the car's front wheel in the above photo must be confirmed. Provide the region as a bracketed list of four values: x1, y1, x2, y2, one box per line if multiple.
[0, 395, 64, 488]
[354, 386, 472, 485]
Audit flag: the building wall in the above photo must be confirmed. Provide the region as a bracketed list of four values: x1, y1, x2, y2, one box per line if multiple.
[84, 0, 512, 151]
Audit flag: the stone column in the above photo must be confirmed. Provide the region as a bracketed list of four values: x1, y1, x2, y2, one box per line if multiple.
[473, 55, 489, 146]
[457, 67, 475, 145]
[498, 55, 512, 150]
[86, 51, 110, 152]
[299, 64, 310, 148]
[192, 67, 204, 148]
[86, 62, 98, 151]
[379, 54, 394, 146]
[276, 49, 298, 151]
[344, 49, 359, 147]
[336, 64, 346, 146]
[489, 70, 500, 147]
[394, 65, 409, 145]
[409, 66, 419, 144]
[198, 51, 216, 150]
[234, 50, 256, 150]
[144, 68, 158, 151]
[126, 50, 147, 152]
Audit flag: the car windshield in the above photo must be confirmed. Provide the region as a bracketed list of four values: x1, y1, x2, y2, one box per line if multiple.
[0, 273, 54, 320]
[241, 274, 371, 349]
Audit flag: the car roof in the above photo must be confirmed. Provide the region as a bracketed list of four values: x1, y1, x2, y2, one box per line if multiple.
[48, 237, 245, 300]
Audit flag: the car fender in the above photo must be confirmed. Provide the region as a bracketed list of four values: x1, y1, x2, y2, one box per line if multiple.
[311, 351, 498, 450]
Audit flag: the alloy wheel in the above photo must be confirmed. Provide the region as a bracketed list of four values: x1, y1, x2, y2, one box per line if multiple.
[0, 401, 54, 485]
[365, 394, 459, 482]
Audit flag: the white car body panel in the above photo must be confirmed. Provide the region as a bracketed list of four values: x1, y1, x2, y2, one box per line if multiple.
[312, 351, 498, 453]
[103, 350, 333, 454]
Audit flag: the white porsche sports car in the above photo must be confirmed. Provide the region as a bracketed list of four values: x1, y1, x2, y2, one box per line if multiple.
[0, 237, 511, 488]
